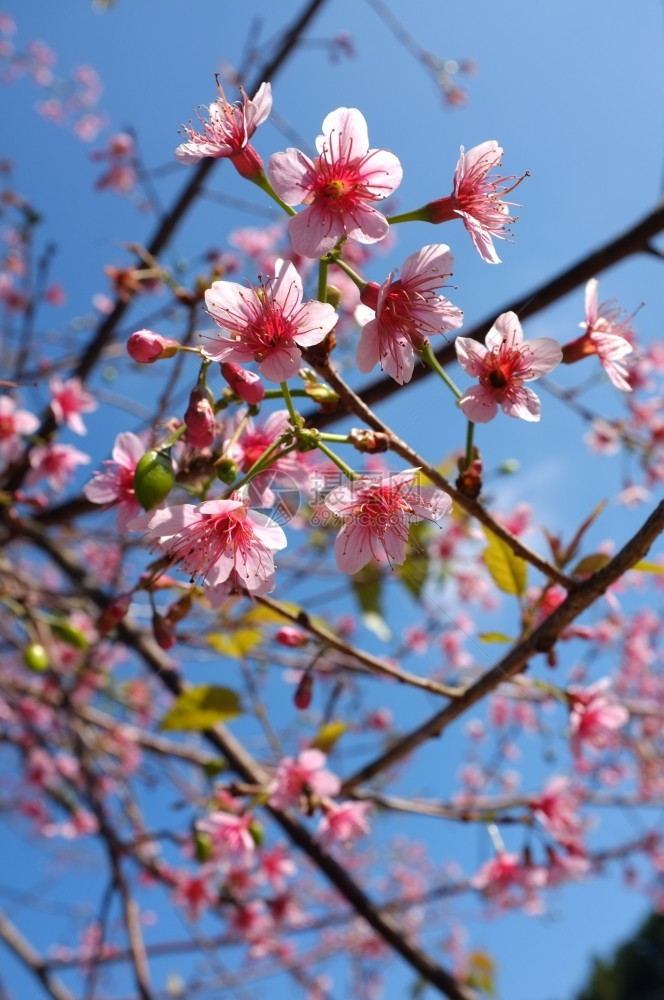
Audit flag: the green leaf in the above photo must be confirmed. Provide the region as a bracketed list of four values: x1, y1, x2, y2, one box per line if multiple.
[207, 628, 262, 658]
[572, 552, 611, 576]
[632, 559, 664, 574]
[351, 566, 391, 641]
[160, 686, 241, 731]
[482, 529, 527, 597]
[396, 521, 430, 600]
[478, 631, 514, 643]
[310, 720, 348, 754]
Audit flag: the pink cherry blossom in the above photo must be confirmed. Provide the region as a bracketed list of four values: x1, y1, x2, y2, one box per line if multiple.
[225, 409, 310, 506]
[26, 442, 90, 492]
[530, 776, 585, 849]
[324, 469, 452, 574]
[49, 376, 97, 435]
[138, 494, 287, 595]
[197, 810, 256, 859]
[268, 749, 340, 810]
[0, 395, 39, 463]
[427, 141, 524, 263]
[175, 82, 272, 179]
[455, 312, 562, 423]
[317, 800, 372, 846]
[203, 259, 338, 382]
[568, 677, 629, 756]
[171, 870, 217, 921]
[356, 244, 464, 384]
[268, 107, 402, 257]
[84, 431, 144, 530]
[562, 279, 634, 391]
[471, 851, 547, 912]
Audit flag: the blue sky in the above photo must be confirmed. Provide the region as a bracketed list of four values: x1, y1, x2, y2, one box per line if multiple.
[2, 2, 664, 999]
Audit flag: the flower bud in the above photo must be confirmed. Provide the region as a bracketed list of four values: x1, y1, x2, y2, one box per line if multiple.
[275, 626, 308, 648]
[127, 330, 179, 363]
[221, 363, 265, 405]
[152, 612, 176, 650]
[294, 671, 314, 710]
[97, 592, 132, 634]
[133, 449, 175, 510]
[215, 458, 239, 485]
[184, 385, 216, 449]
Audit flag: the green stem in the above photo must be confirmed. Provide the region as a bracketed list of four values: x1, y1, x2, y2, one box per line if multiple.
[318, 259, 329, 303]
[328, 256, 366, 289]
[250, 172, 296, 216]
[417, 343, 462, 399]
[464, 420, 475, 470]
[315, 440, 357, 481]
[225, 440, 296, 497]
[318, 432, 350, 443]
[386, 206, 430, 225]
[280, 381, 301, 428]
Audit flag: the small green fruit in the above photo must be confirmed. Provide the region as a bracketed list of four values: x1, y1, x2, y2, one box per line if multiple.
[24, 642, 50, 672]
[133, 449, 175, 510]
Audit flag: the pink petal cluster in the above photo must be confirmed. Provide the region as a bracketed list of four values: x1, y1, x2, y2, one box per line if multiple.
[0, 395, 39, 463]
[427, 141, 524, 263]
[568, 678, 629, 756]
[175, 82, 272, 179]
[324, 468, 452, 574]
[26, 442, 90, 492]
[49, 376, 97, 435]
[84, 431, 144, 530]
[269, 107, 402, 257]
[357, 244, 464, 384]
[203, 259, 338, 382]
[471, 851, 547, 913]
[530, 776, 585, 849]
[455, 312, 562, 423]
[317, 800, 372, 847]
[197, 810, 256, 860]
[224, 409, 310, 506]
[138, 495, 287, 595]
[268, 749, 340, 810]
[561, 279, 634, 391]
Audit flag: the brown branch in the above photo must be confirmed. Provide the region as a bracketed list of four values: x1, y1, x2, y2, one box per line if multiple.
[340, 499, 664, 793]
[0, 908, 76, 1000]
[306, 199, 664, 429]
[8, 515, 478, 1000]
[254, 593, 462, 697]
[3, 0, 331, 495]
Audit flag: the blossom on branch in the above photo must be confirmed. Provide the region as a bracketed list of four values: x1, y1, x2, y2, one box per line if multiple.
[202, 259, 338, 382]
[175, 82, 272, 180]
[426, 141, 525, 263]
[0, 395, 39, 464]
[84, 430, 144, 530]
[568, 678, 629, 756]
[324, 468, 452, 574]
[137, 495, 287, 595]
[49, 376, 97, 435]
[561, 278, 635, 391]
[268, 107, 402, 257]
[454, 312, 562, 423]
[268, 749, 340, 810]
[356, 244, 463, 384]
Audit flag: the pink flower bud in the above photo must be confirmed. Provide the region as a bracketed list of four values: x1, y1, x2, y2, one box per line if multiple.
[184, 385, 216, 449]
[152, 612, 176, 650]
[221, 363, 265, 405]
[97, 592, 132, 634]
[127, 330, 179, 364]
[359, 281, 380, 311]
[294, 671, 314, 710]
[275, 626, 308, 648]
